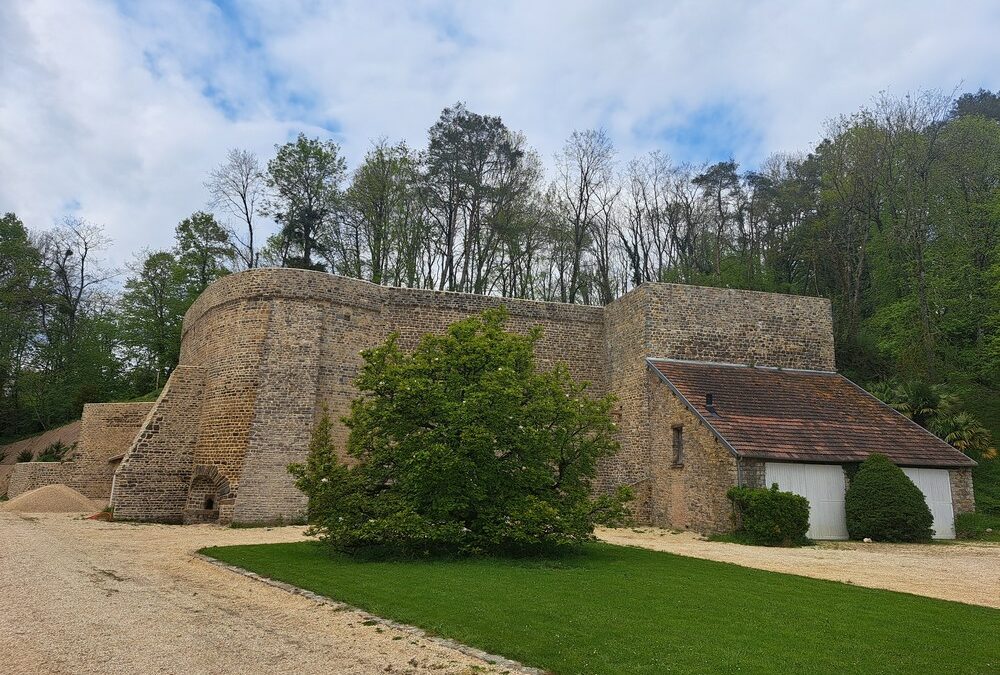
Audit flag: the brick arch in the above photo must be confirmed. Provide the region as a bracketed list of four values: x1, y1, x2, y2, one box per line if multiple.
[182, 464, 232, 523]
[190, 464, 231, 497]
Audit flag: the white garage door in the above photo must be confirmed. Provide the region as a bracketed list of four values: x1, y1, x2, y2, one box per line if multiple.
[765, 463, 848, 540]
[901, 468, 955, 539]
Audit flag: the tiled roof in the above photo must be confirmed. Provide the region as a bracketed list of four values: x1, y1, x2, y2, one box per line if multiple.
[648, 359, 975, 468]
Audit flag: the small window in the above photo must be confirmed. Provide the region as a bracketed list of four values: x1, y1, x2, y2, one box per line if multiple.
[672, 425, 684, 466]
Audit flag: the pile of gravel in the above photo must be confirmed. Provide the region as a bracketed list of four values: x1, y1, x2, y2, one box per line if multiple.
[1, 484, 100, 513]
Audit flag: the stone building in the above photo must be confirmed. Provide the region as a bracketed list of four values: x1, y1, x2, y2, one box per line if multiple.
[7, 267, 974, 537]
[6, 402, 152, 500]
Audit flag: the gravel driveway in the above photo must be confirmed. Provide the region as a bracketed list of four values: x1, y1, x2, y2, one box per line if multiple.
[596, 527, 1000, 608]
[0, 513, 503, 675]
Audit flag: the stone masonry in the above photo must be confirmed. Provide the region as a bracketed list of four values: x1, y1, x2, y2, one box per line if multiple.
[110, 366, 207, 522]
[647, 371, 739, 533]
[108, 268, 836, 526]
[8, 402, 152, 500]
[950, 468, 975, 516]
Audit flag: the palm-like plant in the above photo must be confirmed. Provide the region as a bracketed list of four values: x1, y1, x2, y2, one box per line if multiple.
[869, 378, 995, 460]
[933, 412, 998, 461]
[887, 380, 958, 427]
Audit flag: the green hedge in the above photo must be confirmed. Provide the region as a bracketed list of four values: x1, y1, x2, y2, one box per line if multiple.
[727, 485, 810, 546]
[845, 454, 933, 542]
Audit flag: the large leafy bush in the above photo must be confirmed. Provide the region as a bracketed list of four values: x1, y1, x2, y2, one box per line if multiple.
[845, 454, 933, 541]
[290, 307, 632, 557]
[727, 485, 810, 546]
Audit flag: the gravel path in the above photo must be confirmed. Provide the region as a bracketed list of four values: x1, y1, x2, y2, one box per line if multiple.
[596, 526, 1000, 608]
[0, 513, 504, 675]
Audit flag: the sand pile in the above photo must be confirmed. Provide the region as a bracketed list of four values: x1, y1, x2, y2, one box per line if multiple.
[2, 484, 99, 513]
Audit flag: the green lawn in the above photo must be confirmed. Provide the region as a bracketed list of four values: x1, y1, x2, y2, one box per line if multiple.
[202, 541, 999, 674]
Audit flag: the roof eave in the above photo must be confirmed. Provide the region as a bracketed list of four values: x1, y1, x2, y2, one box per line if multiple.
[738, 452, 976, 469]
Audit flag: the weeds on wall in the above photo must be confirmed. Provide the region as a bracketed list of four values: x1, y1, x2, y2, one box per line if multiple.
[34, 441, 77, 463]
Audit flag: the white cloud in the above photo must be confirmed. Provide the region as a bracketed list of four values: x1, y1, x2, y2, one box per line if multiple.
[1, 0, 998, 266]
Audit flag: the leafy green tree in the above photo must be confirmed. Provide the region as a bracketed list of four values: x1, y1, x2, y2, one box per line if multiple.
[950, 89, 1000, 122]
[0, 213, 49, 436]
[118, 250, 190, 390]
[267, 133, 347, 271]
[174, 211, 233, 295]
[288, 404, 341, 524]
[339, 140, 425, 285]
[291, 307, 632, 556]
[869, 379, 996, 461]
[19, 219, 119, 429]
[693, 160, 741, 279]
[423, 103, 539, 295]
[933, 412, 997, 461]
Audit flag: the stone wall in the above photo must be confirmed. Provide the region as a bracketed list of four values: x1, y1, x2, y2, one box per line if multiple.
[0, 420, 81, 497]
[647, 371, 738, 533]
[6, 403, 152, 500]
[950, 468, 975, 516]
[738, 458, 767, 489]
[70, 403, 155, 499]
[7, 463, 77, 498]
[78, 403, 155, 463]
[601, 285, 653, 520]
[234, 299, 325, 524]
[111, 366, 206, 522]
[173, 269, 608, 524]
[642, 283, 836, 371]
[109, 268, 837, 525]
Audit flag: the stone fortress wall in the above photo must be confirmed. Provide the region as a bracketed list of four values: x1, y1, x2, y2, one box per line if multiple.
[8, 402, 153, 500]
[109, 268, 835, 525]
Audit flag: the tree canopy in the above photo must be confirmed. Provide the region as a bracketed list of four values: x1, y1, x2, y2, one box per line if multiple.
[290, 308, 632, 556]
[2, 89, 999, 516]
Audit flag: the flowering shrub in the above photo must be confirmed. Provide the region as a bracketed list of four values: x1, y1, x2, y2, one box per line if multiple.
[289, 307, 632, 557]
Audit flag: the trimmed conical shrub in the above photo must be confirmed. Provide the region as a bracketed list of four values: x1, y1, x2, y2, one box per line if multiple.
[845, 454, 933, 542]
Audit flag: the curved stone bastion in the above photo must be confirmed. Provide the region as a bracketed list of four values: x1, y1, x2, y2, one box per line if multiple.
[107, 267, 835, 526]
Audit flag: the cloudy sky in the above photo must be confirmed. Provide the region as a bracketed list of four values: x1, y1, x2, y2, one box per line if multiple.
[2, 0, 999, 267]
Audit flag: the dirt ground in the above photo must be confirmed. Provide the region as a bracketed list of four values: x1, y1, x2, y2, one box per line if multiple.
[0, 513, 506, 675]
[596, 526, 1000, 608]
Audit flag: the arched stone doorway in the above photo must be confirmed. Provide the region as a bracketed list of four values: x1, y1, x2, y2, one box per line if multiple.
[182, 465, 232, 524]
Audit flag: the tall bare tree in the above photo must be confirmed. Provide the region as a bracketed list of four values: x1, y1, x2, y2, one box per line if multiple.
[39, 218, 114, 352]
[553, 129, 616, 303]
[206, 148, 268, 270]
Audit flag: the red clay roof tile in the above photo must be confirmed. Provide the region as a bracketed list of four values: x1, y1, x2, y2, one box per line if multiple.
[648, 359, 975, 468]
